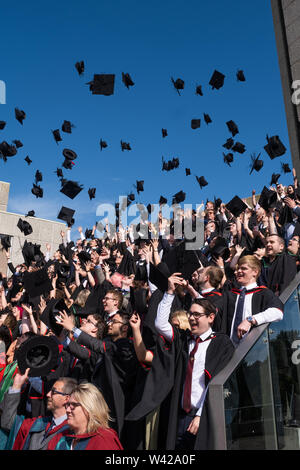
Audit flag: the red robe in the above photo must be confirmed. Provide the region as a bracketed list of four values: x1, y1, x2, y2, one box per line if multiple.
[47, 427, 123, 450]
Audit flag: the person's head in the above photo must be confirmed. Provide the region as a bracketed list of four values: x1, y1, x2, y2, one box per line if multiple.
[228, 220, 237, 235]
[90, 250, 100, 265]
[170, 310, 190, 330]
[288, 235, 300, 256]
[102, 290, 123, 313]
[256, 206, 266, 222]
[198, 265, 223, 289]
[75, 289, 91, 308]
[187, 299, 216, 336]
[205, 208, 215, 221]
[266, 234, 285, 259]
[80, 314, 105, 339]
[205, 221, 217, 237]
[2, 312, 17, 330]
[276, 183, 285, 195]
[287, 185, 295, 196]
[205, 201, 215, 211]
[65, 382, 111, 435]
[106, 312, 129, 340]
[46, 377, 77, 418]
[115, 251, 123, 267]
[235, 255, 261, 286]
[11, 305, 22, 321]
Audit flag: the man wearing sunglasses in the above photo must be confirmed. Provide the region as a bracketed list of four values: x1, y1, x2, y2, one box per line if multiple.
[154, 272, 234, 450]
[0, 373, 77, 450]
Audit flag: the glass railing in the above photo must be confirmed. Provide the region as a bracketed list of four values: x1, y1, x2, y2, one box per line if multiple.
[208, 272, 300, 450]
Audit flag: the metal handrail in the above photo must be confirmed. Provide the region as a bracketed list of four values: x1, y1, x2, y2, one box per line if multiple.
[207, 270, 300, 449]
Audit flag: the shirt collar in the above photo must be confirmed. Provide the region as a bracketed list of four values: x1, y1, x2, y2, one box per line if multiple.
[201, 287, 214, 294]
[244, 282, 257, 291]
[53, 414, 67, 427]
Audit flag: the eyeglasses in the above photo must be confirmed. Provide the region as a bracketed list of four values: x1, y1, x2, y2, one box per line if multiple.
[50, 388, 69, 397]
[187, 311, 208, 319]
[64, 401, 82, 410]
[83, 318, 97, 328]
[104, 296, 115, 301]
[108, 319, 127, 326]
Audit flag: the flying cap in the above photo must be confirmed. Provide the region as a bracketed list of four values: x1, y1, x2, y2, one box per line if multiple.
[196, 85, 203, 96]
[209, 237, 230, 261]
[226, 120, 239, 137]
[223, 152, 234, 166]
[31, 184, 43, 198]
[88, 187, 96, 200]
[250, 153, 263, 174]
[204, 113, 212, 125]
[171, 77, 185, 95]
[15, 108, 26, 125]
[52, 129, 62, 144]
[237, 70, 246, 82]
[223, 138, 234, 150]
[87, 74, 115, 95]
[185, 168, 191, 176]
[196, 176, 208, 189]
[23, 268, 53, 299]
[75, 60, 84, 75]
[270, 173, 281, 186]
[1, 235, 11, 251]
[0, 141, 17, 157]
[25, 210, 35, 217]
[149, 262, 170, 292]
[209, 70, 225, 90]
[63, 148, 77, 161]
[62, 120, 74, 133]
[55, 168, 63, 178]
[57, 206, 75, 226]
[136, 180, 144, 194]
[17, 218, 33, 236]
[264, 135, 286, 159]
[35, 170, 43, 183]
[16, 335, 60, 377]
[0, 121, 6, 130]
[60, 180, 83, 199]
[162, 128, 168, 138]
[172, 190, 186, 204]
[282, 163, 291, 173]
[121, 140, 131, 151]
[232, 142, 246, 153]
[62, 159, 74, 170]
[258, 186, 278, 212]
[40, 298, 70, 337]
[100, 139, 108, 150]
[159, 195, 167, 206]
[225, 195, 248, 217]
[12, 140, 23, 148]
[122, 72, 135, 89]
[25, 156, 32, 165]
[191, 119, 201, 129]
[22, 240, 43, 267]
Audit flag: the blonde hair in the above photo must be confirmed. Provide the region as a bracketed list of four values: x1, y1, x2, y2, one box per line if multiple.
[75, 289, 91, 307]
[71, 382, 111, 433]
[237, 255, 261, 277]
[170, 310, 190, 330]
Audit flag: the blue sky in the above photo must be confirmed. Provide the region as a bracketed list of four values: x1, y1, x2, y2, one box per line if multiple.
[0, 0, 294, 235]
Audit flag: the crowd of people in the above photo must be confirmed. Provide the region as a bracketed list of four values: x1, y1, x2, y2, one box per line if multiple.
[0, 171, 299, 451]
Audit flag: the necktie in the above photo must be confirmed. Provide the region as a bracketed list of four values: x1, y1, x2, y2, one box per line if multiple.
[231, 287, 247, 347]
[182, 337, 202, 413]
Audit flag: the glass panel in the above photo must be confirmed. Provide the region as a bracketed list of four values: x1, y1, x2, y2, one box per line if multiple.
[224, 331, 277, 450]
[269, 286, 300, 450]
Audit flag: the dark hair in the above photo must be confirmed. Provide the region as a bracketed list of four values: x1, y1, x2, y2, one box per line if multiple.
[191, 298, 217, 316]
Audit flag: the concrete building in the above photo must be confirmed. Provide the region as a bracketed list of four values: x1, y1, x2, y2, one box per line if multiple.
[0, 181, 66, 274]
[271, 0, 300, 175]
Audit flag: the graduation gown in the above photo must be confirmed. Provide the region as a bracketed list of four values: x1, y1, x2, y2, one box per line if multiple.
[259, 253, 297, 296]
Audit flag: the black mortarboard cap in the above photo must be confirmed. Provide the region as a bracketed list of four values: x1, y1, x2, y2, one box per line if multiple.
[75, 60, 84, 75]
[225, 195, 248, 217]
[209, 70, 225, 90]
[210, 237, 230, 261]
[258, 186, 278, 212]
[56, 168, 63, 178]
[121, 140, 131, 151]
[223, 152, 234, 166]
[149, 262, 170, 292]
[52, 129, 62, 144]
[22, 268, 52, 300]
[25, 210, 35, 217]
[40, 298, 70, 337]
[249, 153, 263, 174]
[13, 140, 23, 148]
[88, 187, 96, 200]
[196, 176, 208, 189]
[122, 72, 135, 89]
[264, 135, 286, 159]
[214, 197, 222, 209]
[196, 85, 203, 96]
[128, 193, 135, 202]
[172, 190, 186, 204]
[0, 121, 6, 130]
[171, 77, 185, 95]
[185, 168, 191, 176]
[226, 120, 239, 137]
[17, 218, 33, 236]
[35, 170, 43, 183]
[278, 205, 294, 226]
[0, 141, 17, 157]
[85, 228, 93, 239]
[237, 70, 246, 82]
[223, 138, 234, 150]
[57, 206, 75, 226]
[204, 113, 212, 125]
[162, 128, 168, 138]
[87, 74, 115, 95]
[62, 120, 74, 133]
[31, 183, 43, 198]
[25, 156, 32, 165]
[129, 287, 148, 315]
[63, 148, 77, 161]
[232, 142, 246, 153]
[62, 159, 74, 170]
[159, 195, 167, 206]
[60, 180, 83, 199]
[177, 246, 202, 280]
[270, 173, 281, 186]
[282, 163, 291, 173]
[191, 119, 201, 129]
[100, 139, 108, 150]
[1, 235, 11, 251]
[136, 180, 144, 194]
[16, 335, 60, 377]
[21, 240, 43, 267]
[15, 108, 26, 125]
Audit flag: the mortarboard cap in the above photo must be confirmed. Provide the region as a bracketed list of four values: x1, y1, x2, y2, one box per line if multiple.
[122, 72, 135, 89]
[0, 141, 17, 157]
[191, 119, 201, 129]
[270, 173, 281, 186]
[57, 206, 75, 226]
[25, 210, 35, 217]
[88, 187, 96, 200]
[250, 153, 263, 174]
[136, 180, 144, 194]
[209, 70, 225, 90]
[225, 195, 248, 218]
[185, 168, 191, 176]
[196, 176, 208, 189]
[13, 140, 23, 148]
[128, 193, 135, 202]
[87, 74, 115, 96]
[15, 108, 26, 125]
[23, 267, 53, 299]
[176, 246, 202, 280]
[62, 159, 74, 170]
[196, 85, 203, 96]
[75, 60, 84, 75]
[223, 138, 234, 150]
[171, 77, 185, 95]
[1, 235, 11, 251]
[56, 168, 63, 178]
[149, 262, 170, 292]
[25, 156, 32, 165]
[264, 135, 286, 159]
[232, 142, 246, 153]
[60, 180, 83, 199]
[209, 237, 230, 261]
[100, 139, 108, 150]
[31, 183, 43, 198]
[203, 113, 212, 125]
[35, 170, 43, 183]
[85, 228, 93, 239]
[226, 120, 239, 137]
[159, 195, 167, 206]
[278, 204, 294, 226]
[62, 120, 74, 133]
[17, 218, 33, 236]
[0, 121, 6, 130]
[223, 152, 234, 166]
[282, 163, 291, 173]
[162, 128, 168, 138]
[39, 298, 70, 336]
[16, 335, 60, 377]
[52, 129, 62, 144]
[237, 70, 246, 82]
[258, 186, 278, 212]
[121, 140, 131, 151]
[172, 190, 186, 205]
[129, 287, 148, 315]
[63, 148, 77, 161]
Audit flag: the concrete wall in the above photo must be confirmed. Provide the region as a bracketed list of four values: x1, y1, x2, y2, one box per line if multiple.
[271, 0, 300, 177]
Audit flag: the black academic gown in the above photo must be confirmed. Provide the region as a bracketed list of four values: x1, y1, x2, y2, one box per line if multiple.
[259, 253, 297, 296]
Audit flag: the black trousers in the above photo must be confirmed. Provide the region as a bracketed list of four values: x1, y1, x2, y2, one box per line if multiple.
[175, 408, 197, 450]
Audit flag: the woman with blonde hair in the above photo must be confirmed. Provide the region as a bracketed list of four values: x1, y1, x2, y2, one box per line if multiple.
[48, 382, 123, 450]
[170, 310, 190, 330]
